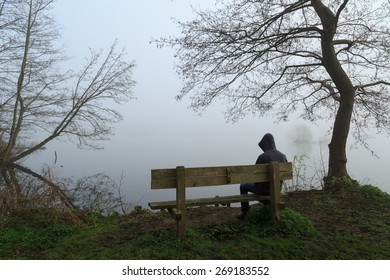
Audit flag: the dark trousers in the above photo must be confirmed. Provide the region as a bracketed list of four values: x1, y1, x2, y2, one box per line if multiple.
[240, 183, 271, 213]
[240, 183, 259, 213]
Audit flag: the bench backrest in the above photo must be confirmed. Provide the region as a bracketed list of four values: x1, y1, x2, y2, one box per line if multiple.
[151, 162, 293, 189]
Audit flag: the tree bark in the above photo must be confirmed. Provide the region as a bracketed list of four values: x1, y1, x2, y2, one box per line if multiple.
[311, 0, 355, 187]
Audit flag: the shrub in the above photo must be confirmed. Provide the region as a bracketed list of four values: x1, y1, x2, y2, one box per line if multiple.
[245, 206, 316, 238]
[3, 207, 79, 229]
[279, 208, 316, 237]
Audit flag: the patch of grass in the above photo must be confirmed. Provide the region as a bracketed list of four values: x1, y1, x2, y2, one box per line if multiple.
[0, 224, 77, 259]
[201, 223, 242, 241]
[350, 184, 390, 201]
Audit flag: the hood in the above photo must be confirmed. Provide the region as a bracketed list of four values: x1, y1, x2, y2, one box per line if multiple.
[258, 133, 276, 152]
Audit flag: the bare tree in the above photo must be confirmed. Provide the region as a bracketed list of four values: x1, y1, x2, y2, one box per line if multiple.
[0, 0, 135, 209]
[157, 0, 390, 188]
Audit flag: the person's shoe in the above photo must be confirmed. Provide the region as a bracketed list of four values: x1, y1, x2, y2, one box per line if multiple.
[236, 212, 247, 220]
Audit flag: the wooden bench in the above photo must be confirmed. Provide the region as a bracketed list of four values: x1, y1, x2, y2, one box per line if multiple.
[149, 162, 293, 236]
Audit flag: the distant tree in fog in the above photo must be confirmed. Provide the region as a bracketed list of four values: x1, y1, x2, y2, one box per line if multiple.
[291, 124, 313, 145]
[290, 123, 314, 155]
[158, 0, 390, 188]
[0, 0, 135, 210]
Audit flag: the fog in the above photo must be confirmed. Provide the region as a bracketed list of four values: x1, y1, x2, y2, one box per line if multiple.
[26, 0, 390, 208]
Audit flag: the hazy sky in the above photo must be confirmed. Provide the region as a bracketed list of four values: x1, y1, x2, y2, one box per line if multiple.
[28, 0, 390, 206]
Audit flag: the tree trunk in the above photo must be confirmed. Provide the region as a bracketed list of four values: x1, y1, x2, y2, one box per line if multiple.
[311, 0, 356, 188]
[321, 37, 355, 187]
[326, 94, 353, 180]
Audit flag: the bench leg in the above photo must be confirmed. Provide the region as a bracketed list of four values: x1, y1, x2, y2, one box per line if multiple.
[176, 166, 187, 237]
[177, 215, 186, 237]
[270, 162, 282, 223]
[167, 208, 186, 237]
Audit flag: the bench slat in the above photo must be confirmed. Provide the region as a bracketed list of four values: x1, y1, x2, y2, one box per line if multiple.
[149, 194, 271, 210]
[151, 162, 293, 189]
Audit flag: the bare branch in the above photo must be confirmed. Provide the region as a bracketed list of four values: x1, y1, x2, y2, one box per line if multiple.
[356, 80, 390, 89]
[335, 0, 349, 28]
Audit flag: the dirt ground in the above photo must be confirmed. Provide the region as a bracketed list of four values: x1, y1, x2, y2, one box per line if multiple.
[120, 205, 243, 239]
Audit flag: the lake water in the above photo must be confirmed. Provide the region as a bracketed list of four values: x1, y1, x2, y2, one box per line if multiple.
[25, 120, 390, 210]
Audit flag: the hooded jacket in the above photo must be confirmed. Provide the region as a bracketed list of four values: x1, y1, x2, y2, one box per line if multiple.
[255, 133, 287, 194]
[256, 133, 287, 164]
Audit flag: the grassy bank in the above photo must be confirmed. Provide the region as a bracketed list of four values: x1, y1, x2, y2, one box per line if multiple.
[0, 183, 389, 259]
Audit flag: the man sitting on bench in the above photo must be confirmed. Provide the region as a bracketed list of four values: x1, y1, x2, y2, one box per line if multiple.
[238, 133, 288, 220]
